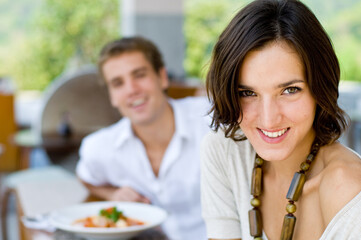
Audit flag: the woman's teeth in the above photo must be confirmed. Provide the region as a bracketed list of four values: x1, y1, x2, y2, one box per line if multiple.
[261, 128, 288, 138]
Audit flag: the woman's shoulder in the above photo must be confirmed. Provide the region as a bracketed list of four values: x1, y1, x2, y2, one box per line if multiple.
[201, 129, 254, 167]
[201, 128, 251, 150]
[320, 142, 361, 186]
[318, 142, 361, 225]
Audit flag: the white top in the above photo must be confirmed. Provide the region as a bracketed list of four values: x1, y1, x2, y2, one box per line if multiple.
[76, 97, 211, 240]
[201, 129, 361, 240]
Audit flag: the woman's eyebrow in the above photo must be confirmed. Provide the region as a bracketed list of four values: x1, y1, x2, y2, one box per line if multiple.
[277, 79, 304, 88]
[238, 79, 304, 90]
[238, 84, 254, 90]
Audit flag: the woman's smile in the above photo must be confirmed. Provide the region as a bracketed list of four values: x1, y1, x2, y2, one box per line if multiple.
[238, 41, 316, 161]
[260, 128, 289, 138]
[258, 127, 290, 144]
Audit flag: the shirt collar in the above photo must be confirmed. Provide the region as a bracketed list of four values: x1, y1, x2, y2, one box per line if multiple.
[114, 118, 135, 147]
[169, 98, 192, 140]
[114, 98, 191, 148]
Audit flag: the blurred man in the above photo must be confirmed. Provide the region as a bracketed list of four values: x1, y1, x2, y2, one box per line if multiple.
[76, 36, 210, 240]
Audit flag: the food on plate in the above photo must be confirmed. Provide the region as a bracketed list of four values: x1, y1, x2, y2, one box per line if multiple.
[73, 206, 145, 228]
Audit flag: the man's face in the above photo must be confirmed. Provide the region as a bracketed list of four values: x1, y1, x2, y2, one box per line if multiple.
[102, 51, 169, 126]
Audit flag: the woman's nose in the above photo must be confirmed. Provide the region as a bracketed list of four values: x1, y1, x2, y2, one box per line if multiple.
[259, 98, 282, 128]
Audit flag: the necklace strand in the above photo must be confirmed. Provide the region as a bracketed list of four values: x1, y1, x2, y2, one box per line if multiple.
[248, 143, 320, 240]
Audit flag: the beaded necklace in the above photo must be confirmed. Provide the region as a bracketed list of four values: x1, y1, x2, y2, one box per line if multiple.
[248, 143, 320, 240]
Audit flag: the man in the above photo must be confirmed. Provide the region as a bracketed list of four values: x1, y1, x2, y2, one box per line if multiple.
[76, 36, 210, 240]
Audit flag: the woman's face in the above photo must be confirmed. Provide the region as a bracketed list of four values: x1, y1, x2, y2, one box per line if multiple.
[238, 41, 316, 162]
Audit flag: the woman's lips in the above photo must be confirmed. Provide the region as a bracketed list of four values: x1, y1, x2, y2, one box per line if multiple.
[260, 128, 288, 138]
[258, 127, 290, 143]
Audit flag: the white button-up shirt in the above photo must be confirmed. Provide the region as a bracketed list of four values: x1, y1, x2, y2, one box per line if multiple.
[76, 97, 211, 240]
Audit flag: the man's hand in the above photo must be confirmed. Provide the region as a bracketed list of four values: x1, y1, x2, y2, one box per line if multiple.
[79, 180, 151, 204]
[111, 186, 151, 204]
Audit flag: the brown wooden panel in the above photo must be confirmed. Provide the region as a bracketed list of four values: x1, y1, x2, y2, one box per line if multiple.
[166, 82, 205, 99]
[0, 94, 19, 171]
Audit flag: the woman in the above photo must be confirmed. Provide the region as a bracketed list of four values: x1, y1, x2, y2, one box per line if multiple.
[201, 0, 361, 239]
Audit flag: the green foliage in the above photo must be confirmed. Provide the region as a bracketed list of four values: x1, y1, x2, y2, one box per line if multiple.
[302, 0, 361, 82]
[323, 0, 361, 82]
[302, 0, 358, 24]
[0, 0, 40, 78]
[184, 0, 361, 83]
[184, 0, 249, 81]
[3, 0, 119, 90]
[2, 0, 361, 90]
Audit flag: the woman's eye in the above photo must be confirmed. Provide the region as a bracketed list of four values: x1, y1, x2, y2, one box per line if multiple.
[238, 90, 256, 97]
[283, 87, 301, 95]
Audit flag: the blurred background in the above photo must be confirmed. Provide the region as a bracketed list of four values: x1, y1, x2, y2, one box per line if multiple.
[0, 0, 361, 239]
[0, 0, 360, 172]
[1, 0, 361, 91]
[0, 0, 360, 169]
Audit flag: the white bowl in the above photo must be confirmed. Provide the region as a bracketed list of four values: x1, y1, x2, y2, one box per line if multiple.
[49, 201, 167, 240]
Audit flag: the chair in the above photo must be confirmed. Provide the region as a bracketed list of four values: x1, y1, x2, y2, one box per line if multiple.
[1, 166, 89, 240]
[1, 65, 120, 240]
[38, 65, 120, 139]
[36, 65, 120, 169]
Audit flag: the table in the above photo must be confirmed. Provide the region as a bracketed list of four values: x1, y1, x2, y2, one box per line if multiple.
[15, 178, 168, 240]
[10, 129, 84, 168]
[21, 228, 168, 240]
[14, 174, 89, 240]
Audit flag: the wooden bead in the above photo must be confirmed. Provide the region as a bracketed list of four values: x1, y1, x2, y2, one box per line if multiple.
[306, 153, 314, 162]
[286, 203, 296, 213]
[255, 157, 264, 167]
[280, 214, 296, 240]
[311, 143, 320, 154]
[286, 172, 305, 201]
[251, 197, 261, 208]
[249, 208, 263, 237]
[251, 167, 262, 196]
[300, 161, 310, 171]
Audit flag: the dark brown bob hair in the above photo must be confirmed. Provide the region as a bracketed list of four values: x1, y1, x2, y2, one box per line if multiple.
[206, 0, 348, 146]
[98, 36, 164, 80]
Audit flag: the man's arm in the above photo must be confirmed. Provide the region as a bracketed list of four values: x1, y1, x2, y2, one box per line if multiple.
[80, 180, 151, 204]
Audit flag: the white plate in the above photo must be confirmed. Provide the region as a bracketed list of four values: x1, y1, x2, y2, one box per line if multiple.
[49, 201, 167, 240]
